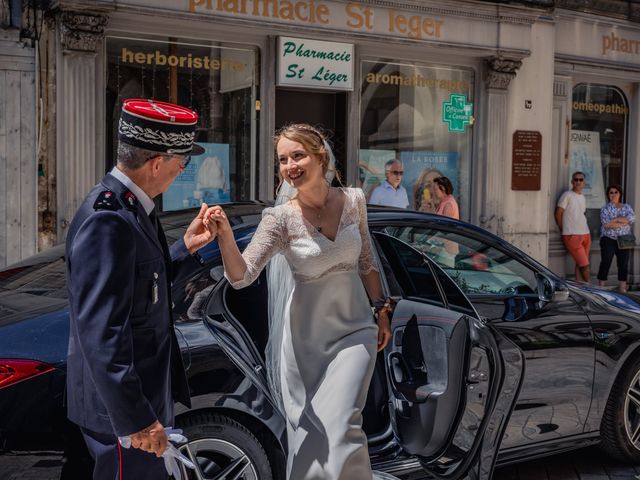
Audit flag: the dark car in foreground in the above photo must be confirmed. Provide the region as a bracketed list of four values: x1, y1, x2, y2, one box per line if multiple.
[2, 203, 640, 479]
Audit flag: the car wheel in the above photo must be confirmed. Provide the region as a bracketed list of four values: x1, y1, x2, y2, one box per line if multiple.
[177, 412, 273, 480]
[601, 355, 640, 462]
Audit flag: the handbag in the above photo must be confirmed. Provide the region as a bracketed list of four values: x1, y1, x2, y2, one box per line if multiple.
[617, 233, 636, 250]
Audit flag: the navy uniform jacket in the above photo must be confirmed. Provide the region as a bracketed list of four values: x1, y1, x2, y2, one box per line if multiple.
[66, 173, 195, 437]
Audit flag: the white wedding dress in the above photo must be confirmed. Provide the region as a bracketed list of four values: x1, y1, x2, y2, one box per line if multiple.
[227, 187, 381, 480]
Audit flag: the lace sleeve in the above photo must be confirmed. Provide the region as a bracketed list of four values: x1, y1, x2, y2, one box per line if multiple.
[225, 208, 287, 289]
[355, 189, 380, 275]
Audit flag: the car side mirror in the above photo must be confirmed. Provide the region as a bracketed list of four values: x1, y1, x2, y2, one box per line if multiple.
[503, 296, 529, 322]
[536, 272, 569, 303]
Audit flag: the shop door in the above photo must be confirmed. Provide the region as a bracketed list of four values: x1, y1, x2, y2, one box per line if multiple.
[275, 89, 347, 183]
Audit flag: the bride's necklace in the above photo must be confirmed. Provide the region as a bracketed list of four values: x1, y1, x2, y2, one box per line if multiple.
[298, 188, 331, 233]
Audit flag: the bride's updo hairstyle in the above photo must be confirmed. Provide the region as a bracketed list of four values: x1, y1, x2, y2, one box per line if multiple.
[274, 123, 334, 177]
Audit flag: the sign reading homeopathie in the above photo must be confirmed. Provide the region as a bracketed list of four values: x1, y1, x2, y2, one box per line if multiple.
[277, 36, 354, 91]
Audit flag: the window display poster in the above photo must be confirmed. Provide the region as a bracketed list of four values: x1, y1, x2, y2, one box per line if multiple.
[569, 130, 606, 208]
[163, 143, 231, 211]
[358, 149, 396, 199]
[399, 151, 459, 211]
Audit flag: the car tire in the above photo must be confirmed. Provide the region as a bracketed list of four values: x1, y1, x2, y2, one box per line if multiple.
[601, 355, 640, 462]
[177, 412, 273, 480]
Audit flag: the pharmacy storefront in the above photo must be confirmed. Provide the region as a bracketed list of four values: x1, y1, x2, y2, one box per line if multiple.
[548, 12, 640, 281]
[51, 0, 550, 258]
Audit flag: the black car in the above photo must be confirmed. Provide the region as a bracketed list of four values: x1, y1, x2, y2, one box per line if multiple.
[2, 203, 640, 480]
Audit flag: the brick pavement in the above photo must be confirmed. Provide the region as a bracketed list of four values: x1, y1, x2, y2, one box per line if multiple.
[2, 446, 640, 479]
[0, 451, 63, 480]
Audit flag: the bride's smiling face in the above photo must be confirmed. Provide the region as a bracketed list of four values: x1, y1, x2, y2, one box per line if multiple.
[277, 137, 324, 189]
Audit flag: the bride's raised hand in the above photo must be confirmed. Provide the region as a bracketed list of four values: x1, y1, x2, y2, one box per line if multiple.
[209, 206, 232, 238]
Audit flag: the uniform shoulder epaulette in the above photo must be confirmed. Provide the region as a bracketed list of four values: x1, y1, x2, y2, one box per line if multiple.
[122, 191, 138, 211]
[93, 191, 120, 211]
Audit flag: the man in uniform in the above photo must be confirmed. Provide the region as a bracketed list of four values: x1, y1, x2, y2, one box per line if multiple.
[65, 98, 218, 479]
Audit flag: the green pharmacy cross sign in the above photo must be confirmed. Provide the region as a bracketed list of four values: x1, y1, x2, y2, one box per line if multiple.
[442, 94, 473, 133]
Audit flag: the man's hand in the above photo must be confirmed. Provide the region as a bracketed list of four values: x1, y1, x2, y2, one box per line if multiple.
[130, 420, 167, 457]
[184, 203, 219, 254]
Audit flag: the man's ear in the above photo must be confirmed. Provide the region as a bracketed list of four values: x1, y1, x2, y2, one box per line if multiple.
[147, 155, 164, 177]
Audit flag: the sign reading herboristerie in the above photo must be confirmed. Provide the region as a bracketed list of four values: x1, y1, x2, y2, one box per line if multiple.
[277, 37, 354, 91]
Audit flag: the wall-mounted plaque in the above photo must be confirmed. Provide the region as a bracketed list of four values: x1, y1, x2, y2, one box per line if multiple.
[511, 130, 542, 191]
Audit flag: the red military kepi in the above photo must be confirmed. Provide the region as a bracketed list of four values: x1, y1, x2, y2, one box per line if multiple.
[118, 98, 205, 156]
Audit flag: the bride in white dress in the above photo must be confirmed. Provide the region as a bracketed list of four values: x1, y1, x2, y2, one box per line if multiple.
[210, 124, 393, 480]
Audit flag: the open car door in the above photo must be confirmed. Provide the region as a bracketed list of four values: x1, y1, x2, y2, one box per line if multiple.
[373, 232, 524, 480]
[204, 269, 281, 413]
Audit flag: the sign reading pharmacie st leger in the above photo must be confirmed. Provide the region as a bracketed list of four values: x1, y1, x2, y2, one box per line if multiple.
[277, 36, 354, 91]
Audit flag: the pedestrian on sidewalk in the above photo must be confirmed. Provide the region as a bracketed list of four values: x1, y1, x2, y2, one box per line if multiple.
[555, 171, 592, 283]
[597, 183, 635, 292]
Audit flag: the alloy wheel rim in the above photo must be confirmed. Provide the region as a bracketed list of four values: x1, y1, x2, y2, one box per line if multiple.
[624, 368, 640, 451]
[179, 438, 259, 480]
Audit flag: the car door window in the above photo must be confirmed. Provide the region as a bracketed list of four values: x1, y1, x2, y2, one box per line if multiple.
[373, 232, 445, 307]
[383, 226, 538, 295]
[432, 265, 476, 314]
[174, 266, 224, 322]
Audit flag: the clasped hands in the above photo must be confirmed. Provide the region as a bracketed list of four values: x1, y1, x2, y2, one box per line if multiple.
[182, 204, 232, 253]
[182, 203, 229, 253]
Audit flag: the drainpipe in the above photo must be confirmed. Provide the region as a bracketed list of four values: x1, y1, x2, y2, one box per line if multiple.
[9, 0, 22, 28]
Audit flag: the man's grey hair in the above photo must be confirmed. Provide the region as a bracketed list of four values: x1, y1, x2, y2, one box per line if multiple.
[117, 142, 166, 170]
[385, 159, 402, 170]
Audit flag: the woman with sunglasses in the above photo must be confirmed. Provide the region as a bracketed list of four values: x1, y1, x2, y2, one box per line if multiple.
[598, 184, 635, 292]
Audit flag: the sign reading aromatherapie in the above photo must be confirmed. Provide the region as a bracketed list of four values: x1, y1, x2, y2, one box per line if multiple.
[277, 36, 354, 90]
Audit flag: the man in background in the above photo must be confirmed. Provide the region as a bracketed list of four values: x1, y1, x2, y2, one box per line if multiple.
[369, 159, 410, 208]
[555, 171, 592, 283]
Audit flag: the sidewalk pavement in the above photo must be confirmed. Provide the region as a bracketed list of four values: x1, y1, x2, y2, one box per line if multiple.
[494, 446, 640, 480]
[0, 451, 63, 480]
[2, 445, 640, 479]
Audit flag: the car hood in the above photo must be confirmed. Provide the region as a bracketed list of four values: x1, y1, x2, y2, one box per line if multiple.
[569, 282, 640, 314]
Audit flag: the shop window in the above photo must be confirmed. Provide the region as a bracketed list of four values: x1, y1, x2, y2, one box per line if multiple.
[570, 83, 628, 239]
[359, 60, 474, 218]
[106, 36, 259, 211]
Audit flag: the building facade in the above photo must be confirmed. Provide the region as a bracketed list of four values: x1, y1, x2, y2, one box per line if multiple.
[1, 0, 638, 286]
